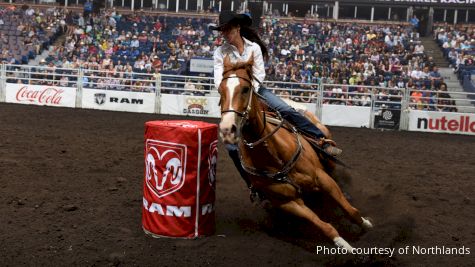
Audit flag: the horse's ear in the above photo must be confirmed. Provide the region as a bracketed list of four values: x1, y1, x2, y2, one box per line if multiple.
[223, 54, 232, 68]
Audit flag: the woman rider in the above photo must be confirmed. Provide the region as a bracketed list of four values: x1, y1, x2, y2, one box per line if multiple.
[212, 11, 341, 188]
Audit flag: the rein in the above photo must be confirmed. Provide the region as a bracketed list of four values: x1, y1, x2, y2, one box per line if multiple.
[221, 70, 282, 148]
[219, 68, 303, 191]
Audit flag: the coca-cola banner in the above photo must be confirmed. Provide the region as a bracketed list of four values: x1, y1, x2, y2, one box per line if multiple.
[5, 83, 77, 108]
[82, 89, 155, 113]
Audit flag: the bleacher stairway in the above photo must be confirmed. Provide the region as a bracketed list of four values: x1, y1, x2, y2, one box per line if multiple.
[421, 37, 473, 113]
[421, 36, 449, 67]
[438, 68, 473, 113]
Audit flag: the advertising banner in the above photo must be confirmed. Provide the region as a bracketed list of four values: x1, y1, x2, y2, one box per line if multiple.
[189, 58, 214, 73]
[5, 83, 76, 108]
[408, 110, 475, 135]
[374, 108, 401, 130]
[322, 105, 371, 128]
[160, 94, 221, 118]
[143, 120, 218, 238]
[82, 89, 155, 113]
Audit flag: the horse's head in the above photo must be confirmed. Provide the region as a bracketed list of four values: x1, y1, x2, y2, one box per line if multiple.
[218, 54, 254, 144]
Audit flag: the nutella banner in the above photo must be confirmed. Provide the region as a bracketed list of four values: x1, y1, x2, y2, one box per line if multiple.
[408, 110, 475, 135]
[5, 83, 76, 108]
[82, 89, 155, 113]
[160, 94, 221, 118]
[143, 120, 218, 238]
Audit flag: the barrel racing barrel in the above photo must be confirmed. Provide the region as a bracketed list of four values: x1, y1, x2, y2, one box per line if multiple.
[142, 120, 218, 238]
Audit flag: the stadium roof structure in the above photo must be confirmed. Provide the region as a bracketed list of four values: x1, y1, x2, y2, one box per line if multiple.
[265, 0, 475, 8]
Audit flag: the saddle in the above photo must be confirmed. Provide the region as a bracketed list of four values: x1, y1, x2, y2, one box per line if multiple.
[263, 111, 338, 156]
[245, 111, 345, 203]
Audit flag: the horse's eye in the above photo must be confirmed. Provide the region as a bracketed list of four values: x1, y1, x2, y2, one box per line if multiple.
[242, 86, 251, 94]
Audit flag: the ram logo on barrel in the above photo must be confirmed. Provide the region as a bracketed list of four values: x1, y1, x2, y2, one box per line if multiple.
[208, 140, 218, 189]
[145, 140, 187, 198]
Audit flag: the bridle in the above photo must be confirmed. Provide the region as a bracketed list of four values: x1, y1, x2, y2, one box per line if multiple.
[219, 66, 303, 189]
[220, 68, 254, 122]
[220, 68, 285, 149]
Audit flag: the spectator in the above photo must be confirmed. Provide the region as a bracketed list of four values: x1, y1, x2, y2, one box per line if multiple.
[410, 15, 419, 29]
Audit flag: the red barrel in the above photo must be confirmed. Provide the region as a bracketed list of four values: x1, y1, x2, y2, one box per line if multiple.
[142, 120, 218, 238]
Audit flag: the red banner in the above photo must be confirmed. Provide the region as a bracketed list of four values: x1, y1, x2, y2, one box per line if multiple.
[142, 120, 218, 238]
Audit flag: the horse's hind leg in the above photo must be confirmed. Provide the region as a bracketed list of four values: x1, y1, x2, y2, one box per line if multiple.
[315, 169, 373, 229]
[277, 199, 354, 250]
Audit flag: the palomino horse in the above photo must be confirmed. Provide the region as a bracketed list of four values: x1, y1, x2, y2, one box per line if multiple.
[218, 55, 373, 251]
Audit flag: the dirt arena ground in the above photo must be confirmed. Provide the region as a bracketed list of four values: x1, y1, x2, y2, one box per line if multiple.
[0, 103, 474, 266]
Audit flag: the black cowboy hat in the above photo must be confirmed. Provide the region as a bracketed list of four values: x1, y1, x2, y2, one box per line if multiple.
[210, 10, 252, 31]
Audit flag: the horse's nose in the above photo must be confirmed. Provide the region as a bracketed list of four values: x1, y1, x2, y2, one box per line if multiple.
[221, 124, 237, 135]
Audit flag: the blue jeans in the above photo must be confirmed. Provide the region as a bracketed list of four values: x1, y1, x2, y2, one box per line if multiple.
[257, 86, 326, 139]
[226, 86, 327, 181]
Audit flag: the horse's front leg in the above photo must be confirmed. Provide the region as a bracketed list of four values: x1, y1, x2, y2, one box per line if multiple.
[277, 198, 354, 251]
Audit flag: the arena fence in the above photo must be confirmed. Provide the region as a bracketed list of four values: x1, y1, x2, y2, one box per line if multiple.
[1, 63, 474, 135]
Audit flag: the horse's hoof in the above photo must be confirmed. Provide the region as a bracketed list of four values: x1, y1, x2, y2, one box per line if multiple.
[333, 236, 354, 252]
[361, 217, 373, 230]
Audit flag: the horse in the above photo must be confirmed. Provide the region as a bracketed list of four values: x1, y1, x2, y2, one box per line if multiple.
[217, 55, 373, 251]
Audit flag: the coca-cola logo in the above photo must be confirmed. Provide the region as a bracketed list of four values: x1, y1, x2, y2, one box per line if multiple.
[15, 86, 64, 105]
[145, 140, 187, 198]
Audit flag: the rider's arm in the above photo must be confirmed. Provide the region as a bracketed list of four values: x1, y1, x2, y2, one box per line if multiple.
[213, 48, 223, 90]
[251, 43, 265, 91]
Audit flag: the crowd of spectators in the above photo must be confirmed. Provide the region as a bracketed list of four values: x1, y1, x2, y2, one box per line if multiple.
[1, 5, 457, 111]
[0, 5, 63, 65]
[33, 8, 216, 93]
[434, 23, 475, 108]
[260, 17, 454, 111]
[434, 23, 475, 71]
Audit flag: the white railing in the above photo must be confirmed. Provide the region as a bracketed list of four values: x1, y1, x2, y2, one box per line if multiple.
[1, 63, 475, 134]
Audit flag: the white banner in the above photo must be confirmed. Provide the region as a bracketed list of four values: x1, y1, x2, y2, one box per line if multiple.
[189, 58, 214, 73]
[408, 110, 475, 135]
[5, 83, 77, 108]
[82, 89, 155, 113]
[160, 94, 221, 118]
[321, 105, 371, 128]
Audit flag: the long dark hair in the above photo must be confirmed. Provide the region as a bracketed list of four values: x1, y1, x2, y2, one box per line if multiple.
[240, 26, 268, 60]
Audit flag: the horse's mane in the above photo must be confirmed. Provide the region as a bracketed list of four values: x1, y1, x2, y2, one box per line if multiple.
[223, 61, 253, 78]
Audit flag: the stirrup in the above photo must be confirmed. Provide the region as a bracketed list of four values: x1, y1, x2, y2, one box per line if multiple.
[318, 138, 342, 157]
[324, 145, 342, 157]
[317, 138, 337, 147]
